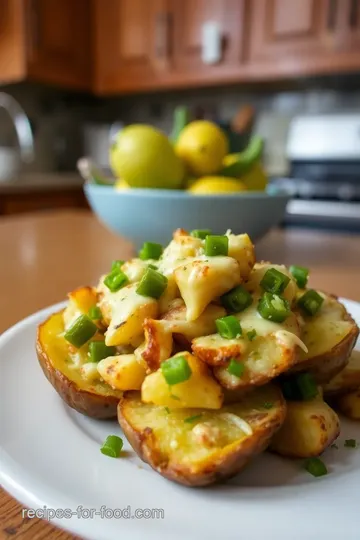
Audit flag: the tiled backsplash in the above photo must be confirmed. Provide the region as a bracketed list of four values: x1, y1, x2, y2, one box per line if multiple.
[1, 77, 360, 176]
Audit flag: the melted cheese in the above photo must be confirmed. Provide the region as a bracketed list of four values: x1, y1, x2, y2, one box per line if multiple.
[219, 413, 253, 436]
[121, 258, 151, 283]
[236, 299, 300, 337]
[275, 330, 308, 353]
[245, 263, 298, 304]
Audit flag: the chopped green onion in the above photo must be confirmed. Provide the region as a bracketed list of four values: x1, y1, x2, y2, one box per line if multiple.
[304, 457, 327, 477]
[111, 260, 124, 272]
[289, 265, 309, 289]
[227, 358, 245, 378]
[263, 402, 273, 409]
[88, 305, 102, 320]
[184, 414, 202, 424]
[139, 242, 163, 261]
[148, 263, 158, 270]
[190, 229, 211, 240]
[280, 372, 318, 401]
[257, 292, 290, 323]
[344, 439, 357, 448]
[136, 268, 168, 299]
[247, 329, 257, 341]
[164, 407, 170, 414]
[216, 315, 242, 339]
[100, 435, 123, 458]
[204, 235, 229, 256]
[260, 268, 290, 295]
[221, 285, 253, 313]
[89, 341, 116, 363]
[104, 269, 128, 292]
[161, 355, 192, 385]
[297, 289, 324, 316]
[64, 315, 97, 348]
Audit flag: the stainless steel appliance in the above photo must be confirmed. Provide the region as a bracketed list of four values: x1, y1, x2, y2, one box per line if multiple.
[271, 114, 360, 229]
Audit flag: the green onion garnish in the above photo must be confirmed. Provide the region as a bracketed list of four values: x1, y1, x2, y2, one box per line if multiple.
[221, 285, 253, 313]
[247, 329, 257, 341]
[164, 407, 170, 414]
[184, 414, 202, 423]
[344, 439, 357, 448]
[297, 289, 324, 316]
[263, 402, 273, 409]
[139, 241, 163, 261]
[260, 268, 290, 295]
[280, 372, 318, 401]
[190, 229, 211, 240]
[100, 435, 123, 458]
[111, 260, 125, 272]
[136, 268, 168, 299]
[148, 263, 158, 270]
[64, 315, 97, 348]
[216, 315, 242, 339]
[204, 235, 229, 256]
[104, 269, 128, 292]
[89, 341, 116, 363]
[257, 292, 290, 323]
[304, 457, 327, 477]
[227, 358, 245, 378]
[289, 265, 309, 289]
[88, 305, 102, 320]
[161, 355, 192, 385]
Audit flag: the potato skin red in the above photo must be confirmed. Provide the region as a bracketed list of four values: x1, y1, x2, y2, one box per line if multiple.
[36, 313, 120, 419]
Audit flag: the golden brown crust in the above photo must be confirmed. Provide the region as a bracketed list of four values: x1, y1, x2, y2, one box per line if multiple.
[36, 315, 119, 419]
[118, 388, 286, 487]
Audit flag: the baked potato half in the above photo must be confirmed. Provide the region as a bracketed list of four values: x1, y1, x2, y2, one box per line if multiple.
[333, 387, 360, 420]
[323, 350, 360, 398]
[118, 384, 286, 486]
[270, 395, 340, 458]
[290, 294, 359, 383]
[36, 311, 122, 419]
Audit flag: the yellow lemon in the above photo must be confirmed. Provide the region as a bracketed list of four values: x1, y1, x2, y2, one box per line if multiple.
[110, 125, 184, 189]
[114, 180, 130, 190]
[188, 177, 247, 195]
[175, 121, 228, 176]
[240, 162, 268, 191]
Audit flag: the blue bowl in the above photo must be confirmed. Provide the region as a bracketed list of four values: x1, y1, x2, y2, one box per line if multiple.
[84, 184, 291, 249]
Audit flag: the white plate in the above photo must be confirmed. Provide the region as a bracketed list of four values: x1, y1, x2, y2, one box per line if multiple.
[0, 300, 359, 540]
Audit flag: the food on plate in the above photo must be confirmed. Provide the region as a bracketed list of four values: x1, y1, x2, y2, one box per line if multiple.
[109, 124, 184, 189]
[118, 384, 286, 486]
[270, 394, 340, 458]
[36, 228, 358, 484]
[290, 293, 359, 383]
[323, 350, 360, 397]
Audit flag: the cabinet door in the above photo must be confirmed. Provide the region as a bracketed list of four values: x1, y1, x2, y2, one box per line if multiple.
[170, 0, 246, 86]
[336, 0, 360, 48]
[247, 0, 336, 73]
[0, 0, 26, 84]
[93, 0, 169, 94]
[25, 0, 91, 89]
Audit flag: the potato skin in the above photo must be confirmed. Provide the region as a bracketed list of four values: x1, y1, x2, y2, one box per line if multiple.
[118, 387, 286, 487]
[333, 388, 360, 420]
[291, 297, 359, 384]
[323, 350, 360, 398]
[36, 313, 120, 419]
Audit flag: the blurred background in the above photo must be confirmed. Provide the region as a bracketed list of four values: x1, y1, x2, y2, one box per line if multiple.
[1, 0, 360, 230]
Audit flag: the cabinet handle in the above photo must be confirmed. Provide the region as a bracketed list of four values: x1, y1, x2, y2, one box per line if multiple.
[327, 0, 337, 30]
[26, 0, 40, 54]
[154, 12, 170, 59]
[349, 0, 358, 28]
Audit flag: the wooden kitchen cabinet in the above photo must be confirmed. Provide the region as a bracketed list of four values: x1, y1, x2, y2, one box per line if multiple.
[0, 0, 91, 89]
[93, 0, 170, 94]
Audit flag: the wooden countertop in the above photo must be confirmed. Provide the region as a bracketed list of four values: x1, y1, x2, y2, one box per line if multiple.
[0, 210, 359, 540]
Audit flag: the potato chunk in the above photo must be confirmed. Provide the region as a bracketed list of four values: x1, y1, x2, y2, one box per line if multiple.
[97, 354, 146, 391]
[323, 350, 360, 397]
[63, 286, 98, 330]
[245, 263, 298, 305]
[226, 232, 255, 280]
[270, 396, 340, 458]
[174, 257, 241, 321]
[333, 387, 360, 420]
[141, 352, 223, 409]
[135, 318, 173, 372]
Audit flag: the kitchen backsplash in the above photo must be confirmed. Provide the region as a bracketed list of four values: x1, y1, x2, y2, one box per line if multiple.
[2, 77, 360, 176]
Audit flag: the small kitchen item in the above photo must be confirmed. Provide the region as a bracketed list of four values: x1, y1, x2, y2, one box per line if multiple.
[270, 114, 360, 229]
[219, 105, 255, 153]
[84, 184, 290, 248]
[76, 157, 114, 186]
[83, 122, 124, 172]
[0, 92, 34, 182]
